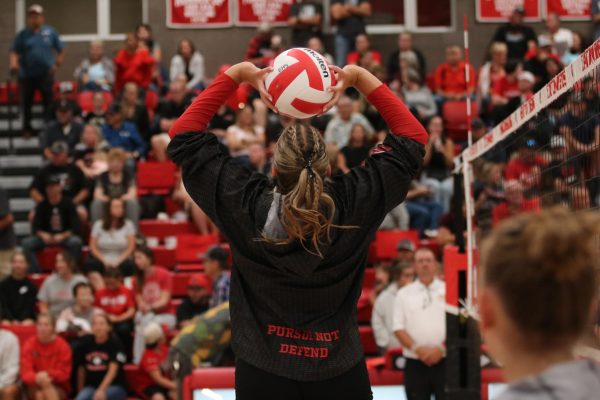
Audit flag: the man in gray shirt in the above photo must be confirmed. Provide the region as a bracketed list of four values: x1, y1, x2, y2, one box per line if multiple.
[324, 96, 374, 149]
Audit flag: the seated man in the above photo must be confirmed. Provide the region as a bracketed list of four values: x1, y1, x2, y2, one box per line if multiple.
[56, 282, 101, 341]
[0, 328, 20, 400]
[176, 274, 211, 329]
[101, 102, 147, 169]
[30, 141, 89, 222]
[40, 101, 84, 158]
[492, 180, 540, 226]
[504, 137, 546, 190]
[22, 177, 83, 273]
[434, 46, 475, 104]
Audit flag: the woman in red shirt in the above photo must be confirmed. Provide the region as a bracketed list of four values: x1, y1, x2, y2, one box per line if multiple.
[113, 33, 154, 94]
[21, 313, 72, 400]
[132, 246, 174, 364]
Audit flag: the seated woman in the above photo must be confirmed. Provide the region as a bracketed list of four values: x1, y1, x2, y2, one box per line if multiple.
[74, 313, 128, 400]
[21, 313, 72, 400]
[479, 208, 600, 399]
[172, 176, 218, 235]
[90, 148, 140, 226]
[74, 125, 108, 181]
[56, 282, 102, 339]
[138, 323, 176, 400]
[170, 38, 205, 91]
[94, 268, 135, 361]
[339, 123, 373, 173]
[0, 251, 37, 325]
[132, 246, 175, 363]
[85, 198, 136, 289]
[226, 105, 265, 167]
[74, 40, 114, 92]
[401, 69, 437, 121]
[38, 251, 88, 318]
[421, 116, 454, 213]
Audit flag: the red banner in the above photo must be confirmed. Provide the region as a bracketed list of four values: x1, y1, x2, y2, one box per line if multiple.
[166, 0, 232, 28]
[236, 0, 295, 26]
[545, 0, 591, 20]
[476, 0, 542, 22]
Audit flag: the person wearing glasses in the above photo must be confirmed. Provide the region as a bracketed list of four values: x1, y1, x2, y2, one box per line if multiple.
[393, 248, 446, 400]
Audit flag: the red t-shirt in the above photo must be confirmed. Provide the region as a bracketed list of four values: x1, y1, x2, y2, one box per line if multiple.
[492, 198, 540, 226]
[138, 343, 170, 391]
[434, 61, 476, 94]
[113, 48, 155, 92]
[133, 267, 173, 313]
[94, 285, 135, 317]
[492, 76, 520, 99]
[346, 50, 382, 66]
[504, 156, 546, 183]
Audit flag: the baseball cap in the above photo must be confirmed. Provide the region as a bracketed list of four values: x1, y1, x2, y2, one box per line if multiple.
[550, 135, 565, 148]
[28, 4, 43, 14]
[397, 239, 415, 252]
[471, 118, 485, 130]
[56, 100, 73, 112]
[143, 322, 163, 345]
[188, 274, 212, 293]
[204, 246, 229, 264]
[518, 71, 535, 84]
[50, 141, 69, 154]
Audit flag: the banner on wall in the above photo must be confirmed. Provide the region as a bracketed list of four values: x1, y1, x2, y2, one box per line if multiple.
[545, 0, 591, 20]
[166, 0, 232, 28]
[235, 0, 295, 26]
[476, 0, 542, 22]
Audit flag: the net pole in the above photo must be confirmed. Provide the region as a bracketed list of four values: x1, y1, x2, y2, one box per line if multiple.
[463, 160, 475, 312]
[463, 14, 473, 147]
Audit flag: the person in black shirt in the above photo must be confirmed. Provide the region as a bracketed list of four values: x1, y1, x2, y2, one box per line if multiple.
[491, 6, 537, 61]
[30, 141, 89, 222]
[176, 274, 211, 328]
[330, 0, 371, 66]
[339, 123, 373, 173]
[22, 177, 82, 273]
[121, 82, 151, 144]
[288, 1, 323, 47]
[74, 313, 128, 400]
[167, 62, 427, 399]
[0, 251, 37, 324]
[40, 100, 84, 159]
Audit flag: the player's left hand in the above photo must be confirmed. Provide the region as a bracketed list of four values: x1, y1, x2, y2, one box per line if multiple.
[245, 64, 276, 112]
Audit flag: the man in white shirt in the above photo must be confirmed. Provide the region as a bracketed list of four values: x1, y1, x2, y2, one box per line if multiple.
[324, 96, 374, 149]
[538, 13, 573, 58]
[372, 261, 415, 352]
[393, 248, 446, 400]
[0, 328, 20, 400]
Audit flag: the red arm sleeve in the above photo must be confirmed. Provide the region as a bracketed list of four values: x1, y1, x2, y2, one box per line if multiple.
[20, 340, 36, 385]
[169, 73, 239, 138]
[366, 84, 428, 145]
[47, 339, 72, 384]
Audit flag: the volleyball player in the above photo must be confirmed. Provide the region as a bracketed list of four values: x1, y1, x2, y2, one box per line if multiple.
[167, 61, 427, 399]
[479, 208, 600, 399]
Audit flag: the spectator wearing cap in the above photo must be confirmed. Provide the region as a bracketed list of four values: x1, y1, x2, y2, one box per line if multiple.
[401, 69, 437, 121]
[330, 0, 372, 67]
[394, 248, 446, 400]
[176, 274, 211, 328]
[40, 100, 84, 158]
[372, 262, 415, 353]
[538, 13, 573, 59]
[387, 32, 427, 84]
[9, 4, 65, 136]
[288, 1, 322, 47]
[524, 35, 561, 84]
[395, 239, 415, 265]
[0, 327, 20, 400]
[114, 32, 155, 94]
[0, 251, 37, 324]
[491, 6, 537, 61]
[433, 46, 476, 106]
[204, 246, 231, 308]
[94, 268, 135, 359]
[74, 40, 115, 92]
[101, 102, 147, 167]
[492, 180, 540, 226]
[138, 323, 176, 400]
[47, 82, 82, 120]
[22, 178, 83, 273]
[0, 188, 16, 280]
[505, 136, 546, 190]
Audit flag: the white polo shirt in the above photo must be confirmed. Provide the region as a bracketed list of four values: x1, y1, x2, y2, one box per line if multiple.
[392, 278, 446, 359]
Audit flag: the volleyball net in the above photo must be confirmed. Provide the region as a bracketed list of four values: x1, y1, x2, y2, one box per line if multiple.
[460, 39, 600, 350]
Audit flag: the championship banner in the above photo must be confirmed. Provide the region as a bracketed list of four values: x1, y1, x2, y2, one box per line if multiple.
[166, 0, 232, 29]
[476, 0, 542, 22]
[545, 0, 591, 20]
[235, 0, 296, 26]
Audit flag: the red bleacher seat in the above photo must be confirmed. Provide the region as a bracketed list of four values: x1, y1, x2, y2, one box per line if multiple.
[443, 100, 479, 142]
[137, 161, 178, 196]
[368, 368, 405, 385]
[144, 90, 159, 112]
[373, 230, 419, 262]
[363, 268, 375, 289]
[359, 325, 379, 356]
[183, 367, 236, 400]
[357, 288, 373, 323]
[151, 246, 176, 269]
[1, 324, 36, 347]
[172, 272, 194, 298]
[77, 90, 113, 113]
[481, 368, 505, 400]
[175, 264, 204, 272]
[36, 247, 60, 272]
[139, 220, 196, 240]
[0, 82, 19, 104]
[175, 234, 220, 264]
[29, 273, 48, 289]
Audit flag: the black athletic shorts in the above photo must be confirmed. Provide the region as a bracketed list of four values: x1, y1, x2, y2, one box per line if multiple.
[143, 384, 170, 398]
[235, 358, 373, 400]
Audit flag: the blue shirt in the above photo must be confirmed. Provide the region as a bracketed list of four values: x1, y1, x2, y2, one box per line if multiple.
[209, 272, 230, 309]
[11, 25, 64, 78]
[101, 121, 147, 155]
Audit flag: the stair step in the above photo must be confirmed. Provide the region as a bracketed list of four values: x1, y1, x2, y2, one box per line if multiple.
[0, 176, 33, 189]
[4, 188, 29, 198]
[9, 198, 35, 212]
[0, 155, 43, 168]
[0, 166, 40, 176]
[14, 221, 31, 237]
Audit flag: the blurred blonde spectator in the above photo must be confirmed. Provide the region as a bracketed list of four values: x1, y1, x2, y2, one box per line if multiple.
[170, 39, 205, 91]
[478, 42, 508, 102]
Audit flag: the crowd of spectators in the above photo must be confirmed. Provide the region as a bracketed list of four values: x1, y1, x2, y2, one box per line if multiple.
[1, 2, 599, 399]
